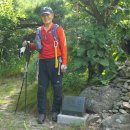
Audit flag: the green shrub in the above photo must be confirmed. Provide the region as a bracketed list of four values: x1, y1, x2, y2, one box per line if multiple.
[0, 57, 24, 78]
[63, 60, 88, 95]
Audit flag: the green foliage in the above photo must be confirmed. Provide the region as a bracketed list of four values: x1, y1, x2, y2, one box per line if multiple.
[0, 0, 17, 31]
[0, 56, 24, 78]
[0, 28, 33, 78]
[0, 0, 26, 73]
[63, 57, 88, 94]
[27, 0, 68, 25]
[65, 0, 130, 84]
[66, 14, 117, 76]
[1, 0, 130, 113]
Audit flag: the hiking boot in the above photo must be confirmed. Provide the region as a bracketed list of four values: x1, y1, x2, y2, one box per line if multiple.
[52, 112, 59, 122]
[37, 114, 46, 124]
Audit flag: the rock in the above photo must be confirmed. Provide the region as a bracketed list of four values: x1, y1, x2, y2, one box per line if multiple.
[114, 106, 120, 110]
[119, 109, 127, 114]
[96, 118, 102, 123]
[121, 96, 130, 102]
[127, 92, 130, 96]
[49, 126, 55, 129]
[127, 86, 130, 90]
[116, 118, 122, 123]
[102, 110, 107, 113]
[113, 103, 118, 109]
[91, 86, 99, 90]
[80, 86, 120, 113]
[101, 113, 110, 119]
[120, 93, 126, 96]
[127, 67, 130, 71]
[125, 60, 130, 66]
[112, 110, 118, 113]
[79, 59, 130, 129]
[124, 82, 129, 89]
[112, 77, 126, 83]
[121, 88, 128, 93]
[87, 114, 100, 124]
[125, 69, 130, 77]
[99, 114, 130, 130]
[108, 110, 112, 113]
[123, 102, 130, 109]
[126, 79, 130, 82]
[119, 69, 126, 77]
[126, 109, 130, 113]
[116, 101, 123, 107]
[116, 82, 123, 88]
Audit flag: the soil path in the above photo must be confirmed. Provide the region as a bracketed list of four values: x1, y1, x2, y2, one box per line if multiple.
[0, 77, 88, 130]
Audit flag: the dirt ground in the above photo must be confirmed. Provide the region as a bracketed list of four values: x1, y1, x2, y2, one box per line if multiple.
[0, 77, 98, 130]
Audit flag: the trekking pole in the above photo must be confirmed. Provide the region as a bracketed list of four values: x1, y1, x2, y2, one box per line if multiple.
[25, 62, 28, 113]
[15, 73, 25, 113]
[15, 41, 31, 114]
[24, 50, 31, 113]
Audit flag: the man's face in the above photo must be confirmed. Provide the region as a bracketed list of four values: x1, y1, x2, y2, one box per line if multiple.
[41, 13, 54, 25]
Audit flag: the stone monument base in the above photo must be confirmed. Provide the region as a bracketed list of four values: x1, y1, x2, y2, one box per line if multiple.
[57, 114, 89, 125]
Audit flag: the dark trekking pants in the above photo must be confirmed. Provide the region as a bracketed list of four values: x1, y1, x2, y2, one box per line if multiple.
[37, 58, 62, 114]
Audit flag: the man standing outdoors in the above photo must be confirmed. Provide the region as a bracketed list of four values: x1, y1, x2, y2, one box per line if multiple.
[23, 7, 67, 124]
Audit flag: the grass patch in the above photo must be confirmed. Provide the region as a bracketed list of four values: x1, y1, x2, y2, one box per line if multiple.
[0, 78, 20, 108]
[0, 77, 90, 130]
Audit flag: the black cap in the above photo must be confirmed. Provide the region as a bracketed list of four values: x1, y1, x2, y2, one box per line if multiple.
[40, 7, 53, 15]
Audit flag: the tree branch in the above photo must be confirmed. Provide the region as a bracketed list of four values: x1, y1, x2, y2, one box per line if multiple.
[111, 0, 120, 6]
[80, 0, 91, 6]
[79, 2, 95, 17]
[104, 0, 120, 19]
[16, 23, 41, 29]
[85, 9, 95, 17]
[89, 0, 105, 25]
[80, 0, 120, 26]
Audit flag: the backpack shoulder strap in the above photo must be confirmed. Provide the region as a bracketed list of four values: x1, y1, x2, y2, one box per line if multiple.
[37, 26, 42, 38]
[52, 24, 59, 42]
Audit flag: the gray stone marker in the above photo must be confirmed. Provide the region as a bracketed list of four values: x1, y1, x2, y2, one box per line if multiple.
[57, 113, 89, 125]
[61, 96, 86, 117]
[58, 96, 88, 125]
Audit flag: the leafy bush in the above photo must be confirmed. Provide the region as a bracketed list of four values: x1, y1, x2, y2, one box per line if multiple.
[62, 57, 88, 95]
[0, 57, 24, 78]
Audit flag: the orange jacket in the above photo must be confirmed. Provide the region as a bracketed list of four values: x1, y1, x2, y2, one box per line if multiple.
[30, 23, 67, 65]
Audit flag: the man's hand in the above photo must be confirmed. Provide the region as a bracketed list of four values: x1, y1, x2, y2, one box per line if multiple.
[22, 40, 27, 47]
[61, 64, 67, 72]
[22, 40, 30, 47]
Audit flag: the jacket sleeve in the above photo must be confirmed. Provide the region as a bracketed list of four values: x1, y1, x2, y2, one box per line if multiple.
[30, 43, 36, 51]
[57, 26, 68, 65]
